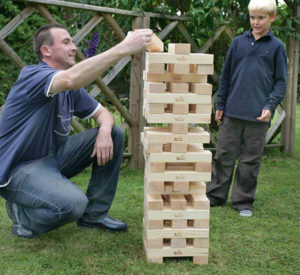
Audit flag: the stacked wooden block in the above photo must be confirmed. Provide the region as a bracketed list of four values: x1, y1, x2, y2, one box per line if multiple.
[142, 43, 214, 264]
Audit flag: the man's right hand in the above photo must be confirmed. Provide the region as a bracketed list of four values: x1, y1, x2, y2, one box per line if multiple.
[118, 29, 153, 56]
[215, 110, 224, 125]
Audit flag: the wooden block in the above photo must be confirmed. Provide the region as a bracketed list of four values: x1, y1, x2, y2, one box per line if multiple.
[193, 238, 209, 248]
[170, 194, 187, 210]
[146, 63, 165, 74]
[195, 163, 212, 172]
[144, 71, 208, 83]
[193, 219, 210, 229]
[190, 182, 206, 194]
[168, 43, 191, 54]
[171, 143, 188, 153]
[193, 255, 208, 265]
[189, 83, 212, 94]
[148, 238, 163, 249]
[189, 195, 210, 210]
[190, 64, 214, 75]
[171, 123, 188, 134]
[146, 82, 166, 93]
[147, 219, 164, 230]
[171, 238, 186, 248]
[146, 52, 214, 65]
[150, 162, 165, 172]
[148, 180, 164, 193]
[147, 33, 164, 52]
[190, 104, 212, 114]
[168, 63, 190, 74]
[148, 103, 165, 114]
[168, 83, 189, 94]
[143, 126, 210, 144]
[147, 194, 164, 210]
[173, 181, 189, 192]
[148, 150, 212, 163]
[145, 227, 209, 239]
[172, 219, 187, 229]
[172, 104, 189, 114]
[146, 245, 208, 258]
[146, 92, 211, 104]
[146, 206, 210, 220]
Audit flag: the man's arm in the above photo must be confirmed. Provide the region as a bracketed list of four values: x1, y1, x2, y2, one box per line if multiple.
[50, 29, 152, 94]
[91, 106, 115, 166]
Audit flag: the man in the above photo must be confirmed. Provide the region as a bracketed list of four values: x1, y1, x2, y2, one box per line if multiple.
[0, 24, 153, 238]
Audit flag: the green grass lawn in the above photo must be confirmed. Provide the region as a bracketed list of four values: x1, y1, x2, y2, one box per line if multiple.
[0, 105, 299, 275]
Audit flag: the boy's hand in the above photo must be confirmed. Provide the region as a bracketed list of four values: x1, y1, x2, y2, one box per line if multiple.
[257, 109, 271, 122]
[215, 110, 224, 125]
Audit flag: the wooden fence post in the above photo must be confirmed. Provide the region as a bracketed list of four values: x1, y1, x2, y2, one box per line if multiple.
[282, 5, 299, 156]
[129, 16, 144, 169]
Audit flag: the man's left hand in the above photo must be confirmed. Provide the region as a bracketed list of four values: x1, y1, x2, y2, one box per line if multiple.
[91, 126, 113, 166]
[257, 109, 271, 122]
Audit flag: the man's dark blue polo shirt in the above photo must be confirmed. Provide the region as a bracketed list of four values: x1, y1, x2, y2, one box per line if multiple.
[216, 29, 287, 122]
[0, 62, 100, 186]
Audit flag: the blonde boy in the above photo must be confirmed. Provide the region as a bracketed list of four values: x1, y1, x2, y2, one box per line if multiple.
[206, 0, 287, 217]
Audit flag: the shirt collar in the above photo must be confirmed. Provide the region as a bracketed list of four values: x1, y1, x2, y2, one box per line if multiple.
[245, 28, 273, 40]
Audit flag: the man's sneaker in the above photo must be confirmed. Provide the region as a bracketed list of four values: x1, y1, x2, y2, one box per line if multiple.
[239, 209, 252, 217]
[6, 201, 39, 239]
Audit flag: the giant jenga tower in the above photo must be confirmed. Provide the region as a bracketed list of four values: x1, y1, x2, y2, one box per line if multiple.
[142, 41, 214, 264]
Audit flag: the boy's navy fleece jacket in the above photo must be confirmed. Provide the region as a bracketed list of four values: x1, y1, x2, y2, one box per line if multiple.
[216, 29, 287, 122]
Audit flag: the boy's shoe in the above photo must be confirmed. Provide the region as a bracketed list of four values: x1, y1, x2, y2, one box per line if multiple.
[6, 201, 39, 239]
[239, 209, 252, 217]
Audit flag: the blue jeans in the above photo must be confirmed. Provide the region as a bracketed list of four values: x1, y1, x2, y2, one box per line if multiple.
[0, 126, 124, 233]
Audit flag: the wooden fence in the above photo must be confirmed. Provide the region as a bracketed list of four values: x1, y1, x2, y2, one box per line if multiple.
[0, 0, 298, 169]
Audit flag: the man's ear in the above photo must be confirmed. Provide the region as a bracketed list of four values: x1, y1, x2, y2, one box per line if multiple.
[40, 45, 50, 58]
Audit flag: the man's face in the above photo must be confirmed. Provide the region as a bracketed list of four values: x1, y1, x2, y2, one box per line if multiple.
[249, 9, 276, 39]
[46, 28, 77, 70]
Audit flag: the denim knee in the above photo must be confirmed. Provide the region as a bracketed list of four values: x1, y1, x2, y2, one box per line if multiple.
[61, 194, 88, 222]
[112, 126, 124, 150]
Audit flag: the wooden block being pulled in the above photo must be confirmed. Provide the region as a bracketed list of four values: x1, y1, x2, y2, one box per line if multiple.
[168, 43, 191, 54]
[147, 33, 164, 52]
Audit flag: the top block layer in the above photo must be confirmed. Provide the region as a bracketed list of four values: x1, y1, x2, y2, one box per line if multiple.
[146, 52, 214, 65]
[168, 43, 191, 54]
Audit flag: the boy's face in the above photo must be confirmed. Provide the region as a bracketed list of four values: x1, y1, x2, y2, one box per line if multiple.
[249, 9, 276, 39]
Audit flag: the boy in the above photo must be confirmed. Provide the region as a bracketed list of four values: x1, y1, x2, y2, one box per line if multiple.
[206, 0, 287, 217]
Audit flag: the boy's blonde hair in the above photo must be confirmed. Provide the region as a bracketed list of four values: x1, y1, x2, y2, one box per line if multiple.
[248, 0, 276, 15]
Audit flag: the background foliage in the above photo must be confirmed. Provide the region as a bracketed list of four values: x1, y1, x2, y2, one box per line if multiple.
[0, 0, 298, 129]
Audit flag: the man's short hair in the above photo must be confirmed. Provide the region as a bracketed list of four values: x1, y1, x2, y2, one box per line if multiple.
[248, 0, 276, 15]
[34, 24, 67, 61]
